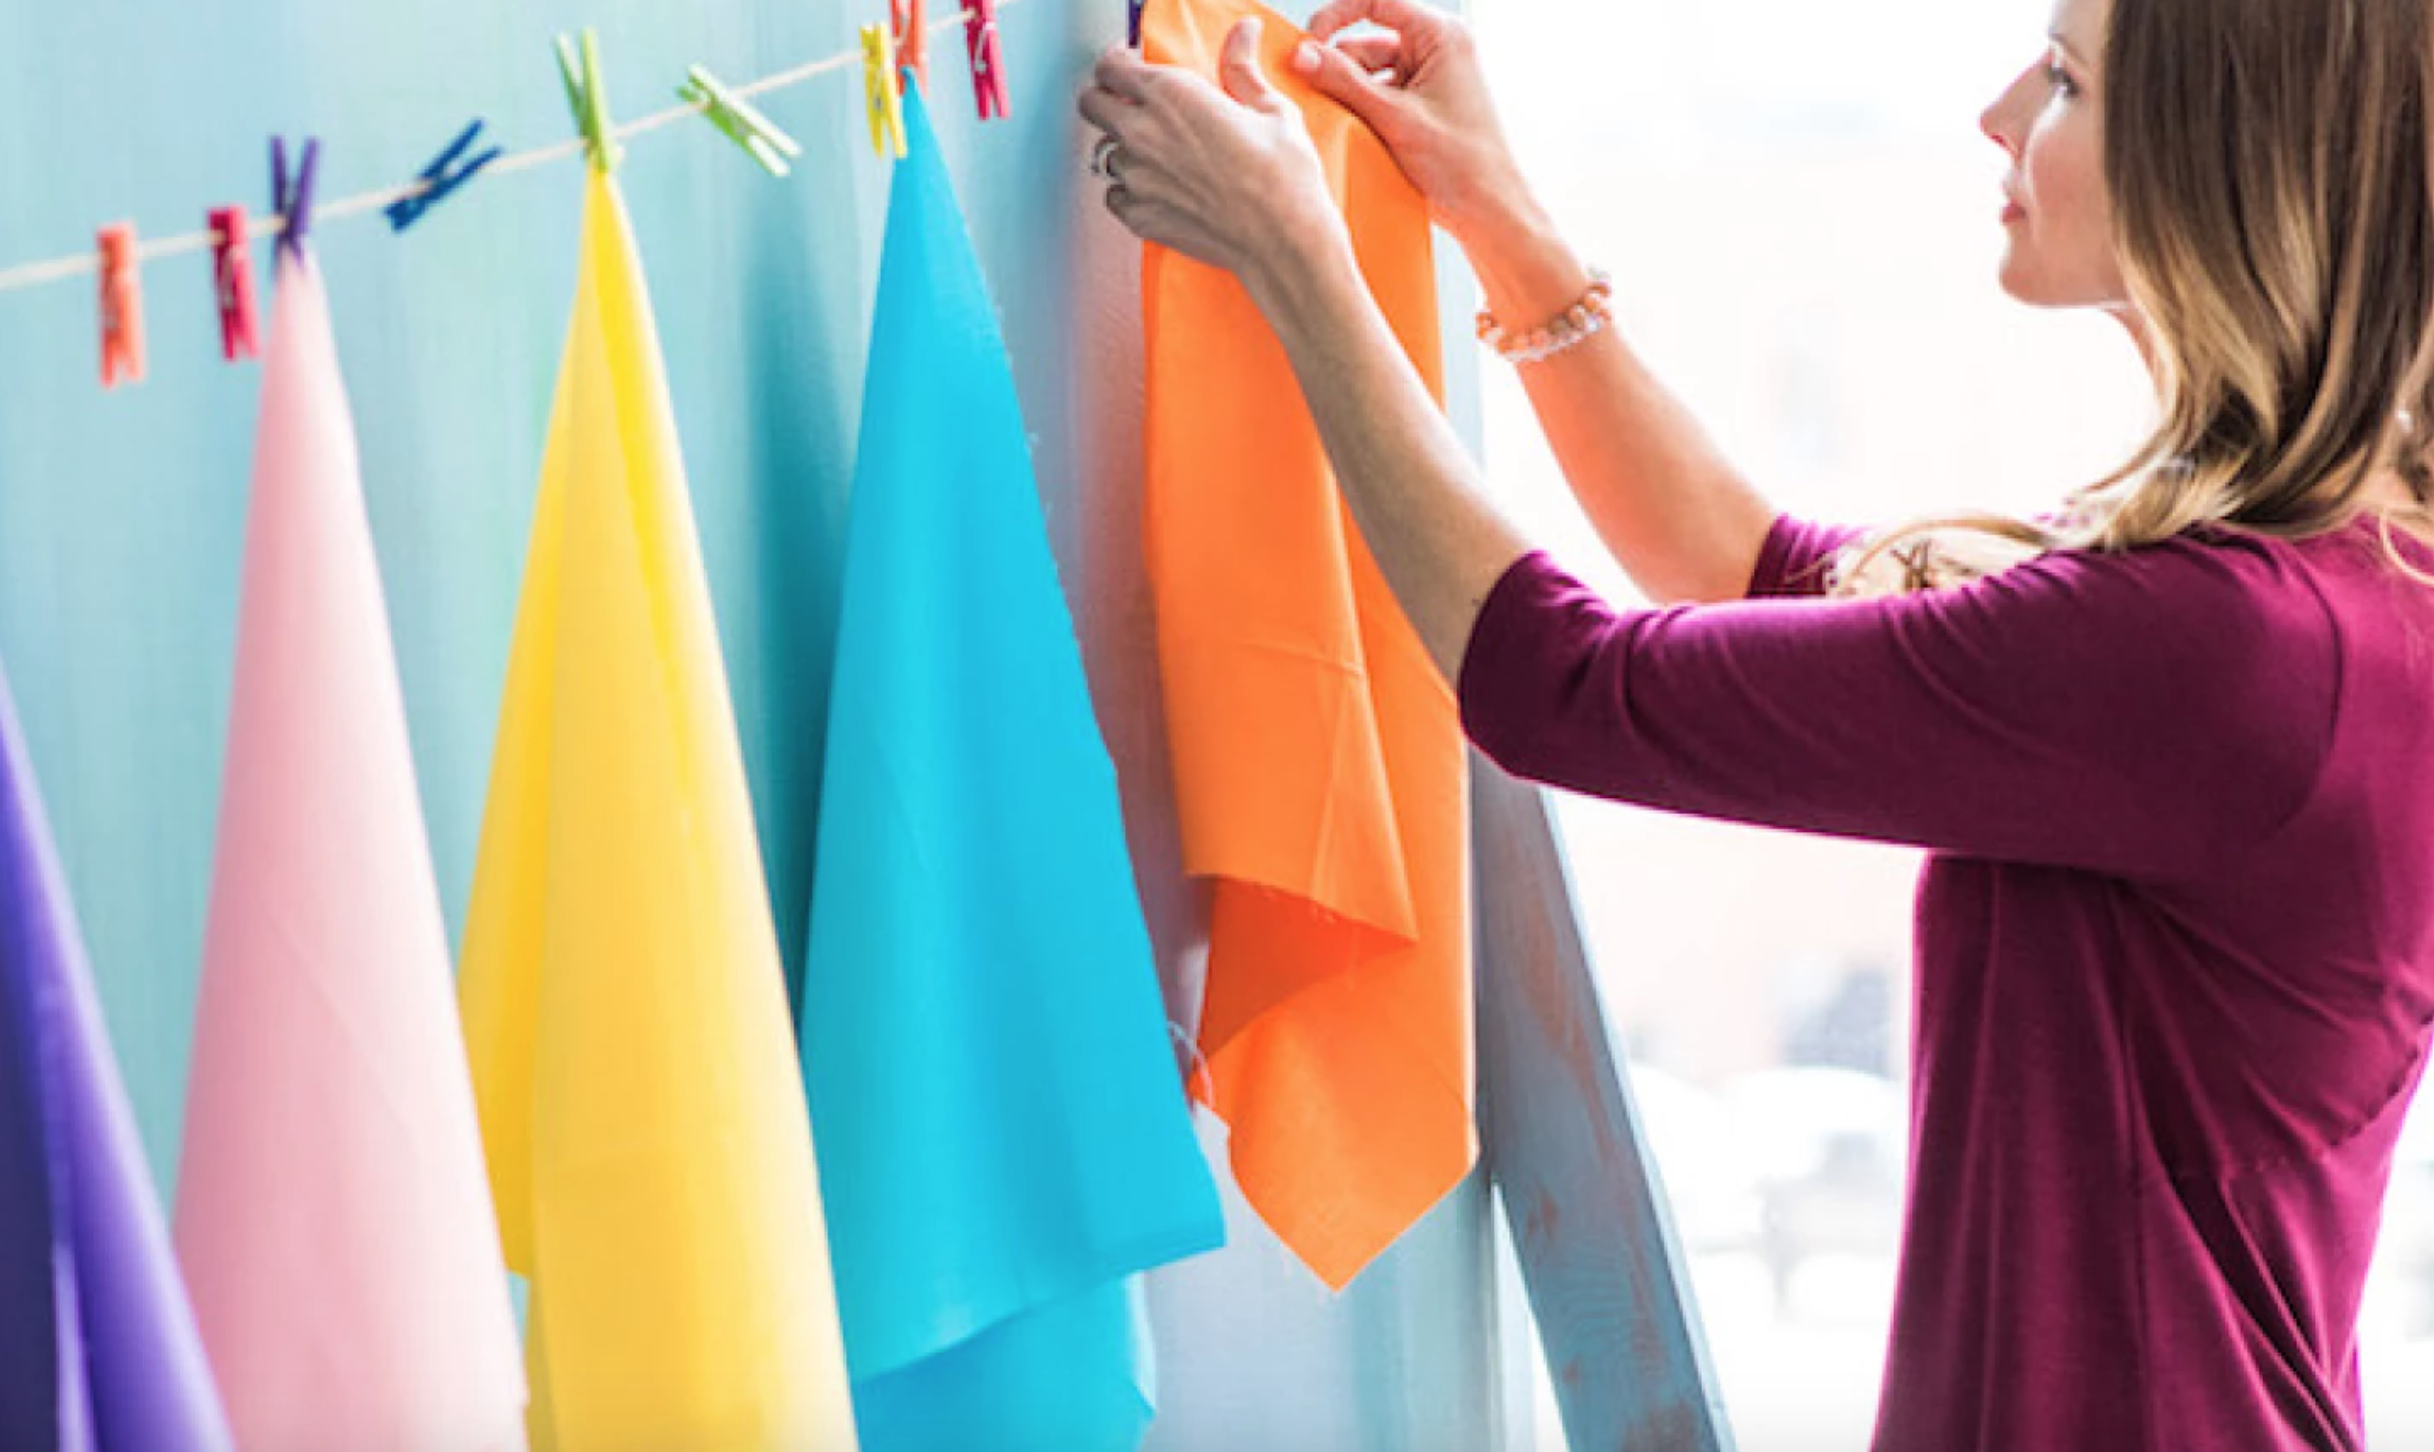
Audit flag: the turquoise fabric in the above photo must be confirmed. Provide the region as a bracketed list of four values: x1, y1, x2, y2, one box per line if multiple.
[799, 80, 1225, 1451]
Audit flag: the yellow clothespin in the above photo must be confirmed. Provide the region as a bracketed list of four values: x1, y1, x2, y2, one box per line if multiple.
[556, 28, 623, 175]
[678, 65, 803, 177]
[862, 24, 908, 160]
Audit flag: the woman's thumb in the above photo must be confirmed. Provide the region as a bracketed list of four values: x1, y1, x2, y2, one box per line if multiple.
[1290, 35, 1395, 130]
[1220, 18, 1287, 110]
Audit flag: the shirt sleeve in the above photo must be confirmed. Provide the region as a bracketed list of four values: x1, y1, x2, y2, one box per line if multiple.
[1745, 513, 1867, 599]
[1458, 530, 2341, 880]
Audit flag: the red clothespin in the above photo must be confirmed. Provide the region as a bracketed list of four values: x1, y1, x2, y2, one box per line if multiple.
[966, 0, 1010, 120]
[892, 0, 929, 93]
[208, 206, 260, 362]
[97, 223, 145, 389]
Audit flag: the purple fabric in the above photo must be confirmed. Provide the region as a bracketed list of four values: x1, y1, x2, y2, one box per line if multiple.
[0, 664, 232, 1452]
[1459, 513, 2434, 1450]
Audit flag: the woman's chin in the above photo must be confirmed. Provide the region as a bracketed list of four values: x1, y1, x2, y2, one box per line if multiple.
[1996, 254, 2066, 309]
[1996, 246, 2128, 312]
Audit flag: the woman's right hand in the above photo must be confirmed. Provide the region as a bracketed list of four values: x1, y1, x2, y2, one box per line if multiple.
[1289, 0, 1534, 247]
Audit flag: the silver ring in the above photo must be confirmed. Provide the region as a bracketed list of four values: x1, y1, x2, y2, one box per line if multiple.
[1088, 134, 1123, 180]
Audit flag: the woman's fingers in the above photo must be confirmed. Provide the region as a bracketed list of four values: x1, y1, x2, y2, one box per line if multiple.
[1219, 18, 1290, 112]
[1076, 83, 1137, 140]
[1073, 33, 1344, 277]
[1093, 44, 1164, 103]
[1332, 34, 1403, 75]
[1292, 34, 1401, 130]
[1306, 0, 1443, 45]
[1103, 185, 1229, 267]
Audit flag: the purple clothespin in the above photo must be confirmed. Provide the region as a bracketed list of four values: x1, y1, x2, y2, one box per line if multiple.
[1128, 0, 1147, 48]
[271, 136, 321, 260]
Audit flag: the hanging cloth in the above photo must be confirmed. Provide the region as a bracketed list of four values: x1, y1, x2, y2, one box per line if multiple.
[1141, 0, 1475, 1289]
[0, 659, 233, 1452]
[800, 79, 1225, 1451]
[173, 249, 527, 1451]
[456, 169, 860, 1452]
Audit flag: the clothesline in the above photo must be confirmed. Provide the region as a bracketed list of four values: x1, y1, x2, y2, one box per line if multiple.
[0, 0, 1022, 298]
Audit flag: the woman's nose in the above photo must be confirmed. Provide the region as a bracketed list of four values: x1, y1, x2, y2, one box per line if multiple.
[1980, 68, 2033, 158]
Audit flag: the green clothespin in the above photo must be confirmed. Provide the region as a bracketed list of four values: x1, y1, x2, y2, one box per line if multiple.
[862, 25, 908, 160]
[678, 65, 803, 178]
[556, 28, 623, 175]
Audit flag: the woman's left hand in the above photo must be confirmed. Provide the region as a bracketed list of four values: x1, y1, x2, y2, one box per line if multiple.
[1077, 20, 1352, 294]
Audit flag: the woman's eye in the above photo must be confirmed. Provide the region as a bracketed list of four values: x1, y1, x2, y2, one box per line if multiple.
[2046, 59, 2079, 98]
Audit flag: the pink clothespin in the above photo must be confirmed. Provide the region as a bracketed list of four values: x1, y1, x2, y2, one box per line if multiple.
[893, 0, 930, 93]
[97, 223, 145, 388]
[966, 0, 1010, 120]
[208, 206, 260, 362]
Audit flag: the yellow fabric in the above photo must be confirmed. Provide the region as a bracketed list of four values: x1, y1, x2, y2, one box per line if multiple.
[457, 171, 859, 1452]
[1142, 0, 1475, 1289]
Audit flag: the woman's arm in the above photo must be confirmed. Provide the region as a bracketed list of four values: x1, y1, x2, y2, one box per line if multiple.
[1080, 20, 1773, 674]
[1454, 204, 1783, 605]
[1246, 229, 2334, 878]
[1082, 26, 1527, 681]
[1242, 214, 1531, 685]
[1080, 29, 2337, 881]
[1453, 540, 2337, 882]
[1289, 0, 1779, 605]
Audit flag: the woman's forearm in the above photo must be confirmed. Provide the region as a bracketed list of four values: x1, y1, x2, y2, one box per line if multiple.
[1455, 203, 1782, 605]
[1245, 239, 1534, 686]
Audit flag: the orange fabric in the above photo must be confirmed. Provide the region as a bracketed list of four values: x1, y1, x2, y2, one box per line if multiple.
[1141, 0, 1474, 1289]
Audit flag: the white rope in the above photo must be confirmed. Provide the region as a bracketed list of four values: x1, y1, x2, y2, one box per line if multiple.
[0, 2, 1015, 298]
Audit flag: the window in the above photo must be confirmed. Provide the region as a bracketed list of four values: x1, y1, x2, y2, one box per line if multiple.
[1472, 0, 2434, 1442]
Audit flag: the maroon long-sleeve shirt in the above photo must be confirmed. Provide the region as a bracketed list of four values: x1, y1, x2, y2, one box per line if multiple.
[1457, 512, 2434, 1449]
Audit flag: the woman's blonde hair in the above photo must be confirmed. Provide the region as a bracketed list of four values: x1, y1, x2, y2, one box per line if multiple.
[1835, 0, 2434, 596]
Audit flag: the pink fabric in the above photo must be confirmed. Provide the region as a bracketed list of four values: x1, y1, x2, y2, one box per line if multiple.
[174, 254, 525, 1451]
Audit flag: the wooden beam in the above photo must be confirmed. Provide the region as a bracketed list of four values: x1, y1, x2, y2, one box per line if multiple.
[1472, 758, 1735, 1451]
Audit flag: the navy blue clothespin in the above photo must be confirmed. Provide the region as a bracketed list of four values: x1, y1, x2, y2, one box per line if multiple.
[1128, 0, 1147, 48]
[386, 120, 503, 232]
[271, 136, 322, 260]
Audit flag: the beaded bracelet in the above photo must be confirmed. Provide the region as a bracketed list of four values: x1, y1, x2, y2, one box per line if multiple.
[1476, 268, 1614, 365]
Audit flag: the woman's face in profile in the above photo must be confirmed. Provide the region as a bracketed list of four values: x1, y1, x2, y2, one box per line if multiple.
[1979, 0, 2130, 311]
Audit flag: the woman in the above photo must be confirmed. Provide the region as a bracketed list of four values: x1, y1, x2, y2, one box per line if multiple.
[1081, 0, 2434, 1445]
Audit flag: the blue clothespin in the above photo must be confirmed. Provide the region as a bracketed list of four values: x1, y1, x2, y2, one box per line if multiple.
[271, 136, 321, 260]
[386, 120, 504, 232]
[1128, 0, 1148, 48]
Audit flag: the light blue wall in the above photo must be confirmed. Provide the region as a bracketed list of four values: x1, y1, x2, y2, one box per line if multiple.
[0, 0, 1516, 1442]
[0, 0, 1125, 1191]
[4, 0, 894, 1187]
